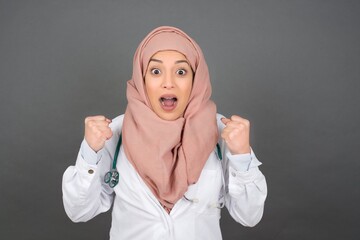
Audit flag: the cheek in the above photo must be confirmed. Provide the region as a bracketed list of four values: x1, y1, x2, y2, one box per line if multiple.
[146, 87, 158, 105]
[144, 77, 156, 97]
[184, 77, 193, 98]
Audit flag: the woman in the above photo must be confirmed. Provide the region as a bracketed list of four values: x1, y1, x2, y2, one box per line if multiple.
[62, 26, 267, 240]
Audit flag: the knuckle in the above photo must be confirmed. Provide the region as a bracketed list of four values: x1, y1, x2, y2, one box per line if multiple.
[231, 115, 241, 121]
[84, 116, 91, 124]
[226, 122, 234, 128]
[107, 131, 113, 139]
[233, 128, 240, 134]
[88, 121, 95, 128]
[243, 119, 250, 126]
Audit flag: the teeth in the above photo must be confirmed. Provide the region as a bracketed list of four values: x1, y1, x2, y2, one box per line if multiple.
[160, 97, 177, 106]
[160, 97, 177, 101]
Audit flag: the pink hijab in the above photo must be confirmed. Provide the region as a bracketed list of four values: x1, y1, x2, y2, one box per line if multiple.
[122, 26, 218, 212]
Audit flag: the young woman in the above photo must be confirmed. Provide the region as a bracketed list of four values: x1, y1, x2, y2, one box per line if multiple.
[62, 26, 267, 240]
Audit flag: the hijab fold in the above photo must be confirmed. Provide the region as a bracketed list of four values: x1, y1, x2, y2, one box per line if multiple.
[122, 26, 218, 212]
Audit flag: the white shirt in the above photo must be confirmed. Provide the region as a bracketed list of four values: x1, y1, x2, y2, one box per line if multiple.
[62, 114, 267, 240]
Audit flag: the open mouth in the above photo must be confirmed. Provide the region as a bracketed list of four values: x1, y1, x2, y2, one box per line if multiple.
[159, 95, 178, 111]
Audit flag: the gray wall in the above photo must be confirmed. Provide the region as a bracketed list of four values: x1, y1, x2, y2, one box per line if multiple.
[1, 0, 359, 239]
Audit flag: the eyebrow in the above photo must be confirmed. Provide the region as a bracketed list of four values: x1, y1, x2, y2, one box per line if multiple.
[149, 58, 190, 65]
[149, 58, 162, 63]
[175, 60, 189, 64]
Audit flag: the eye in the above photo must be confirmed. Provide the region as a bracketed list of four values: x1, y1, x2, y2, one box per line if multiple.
[151, 68, 161, 75]
[176, 69, 187, 75]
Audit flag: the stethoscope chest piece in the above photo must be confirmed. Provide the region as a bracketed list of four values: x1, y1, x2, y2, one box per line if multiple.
[105, 170, 119, 188]
[104, 133, 122, 188]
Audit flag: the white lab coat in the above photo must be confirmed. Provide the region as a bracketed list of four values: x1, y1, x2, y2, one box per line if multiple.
[62, 114, 267, 240]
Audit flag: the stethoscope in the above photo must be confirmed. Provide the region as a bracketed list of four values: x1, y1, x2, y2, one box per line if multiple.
[104, 134, 122, 188]
[104, 134, 223, 188]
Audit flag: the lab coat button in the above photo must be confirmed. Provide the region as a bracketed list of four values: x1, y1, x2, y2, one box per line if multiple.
[88, 169, 94, 174]
[231, 172, 236, 177]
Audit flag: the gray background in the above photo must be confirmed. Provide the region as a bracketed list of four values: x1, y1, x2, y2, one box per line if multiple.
[1, 0, 359, 239]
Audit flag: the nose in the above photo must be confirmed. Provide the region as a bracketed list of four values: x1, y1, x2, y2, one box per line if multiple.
[161, 72, 174, 89]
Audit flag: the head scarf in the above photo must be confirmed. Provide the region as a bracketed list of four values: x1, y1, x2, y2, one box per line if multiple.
[122, 26, 218, 212]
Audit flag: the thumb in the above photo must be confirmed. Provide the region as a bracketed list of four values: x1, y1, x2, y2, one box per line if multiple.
[221, 117, 231, 125]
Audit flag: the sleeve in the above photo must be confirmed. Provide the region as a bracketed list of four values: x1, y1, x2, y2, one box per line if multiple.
[62, 139, 115, 222]
[217, 114, 267, 227]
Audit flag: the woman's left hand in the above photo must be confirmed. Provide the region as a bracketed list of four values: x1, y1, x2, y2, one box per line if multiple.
[221, 115, 251, 154]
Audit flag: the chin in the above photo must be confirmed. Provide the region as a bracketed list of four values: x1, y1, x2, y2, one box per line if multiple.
[160, 115, 180, 121]
[157, 112, 182, 121]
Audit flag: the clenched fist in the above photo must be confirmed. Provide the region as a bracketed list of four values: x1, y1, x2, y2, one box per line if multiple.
[84, 115, 113, 152]
[221, 115, 251, 154]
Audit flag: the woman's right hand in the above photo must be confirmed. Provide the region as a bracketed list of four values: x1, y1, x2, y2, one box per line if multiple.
[84, 115, 113, 152]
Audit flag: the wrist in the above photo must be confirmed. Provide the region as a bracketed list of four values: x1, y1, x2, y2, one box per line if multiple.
[230, 145, 251, 155]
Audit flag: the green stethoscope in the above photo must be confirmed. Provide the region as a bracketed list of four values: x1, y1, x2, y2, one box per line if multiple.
[104, 134, 223, 188]
[104, 134, 122, 188]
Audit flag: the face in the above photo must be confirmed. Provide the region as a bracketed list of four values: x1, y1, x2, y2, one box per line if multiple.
[144, 50, 193, 121]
